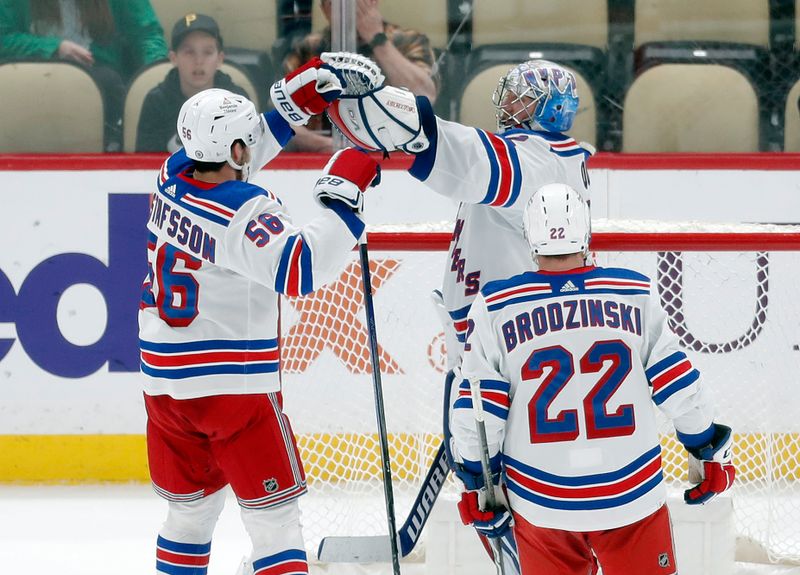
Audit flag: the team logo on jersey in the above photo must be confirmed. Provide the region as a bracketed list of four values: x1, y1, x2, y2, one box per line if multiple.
[560, 280, 579, 293]
[658, 553, 670, 568]
[263, 478, 279, 493]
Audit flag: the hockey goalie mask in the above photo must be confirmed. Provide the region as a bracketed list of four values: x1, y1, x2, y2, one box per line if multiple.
[523, 183, 590, 257]
[493, 60, 579, 133]
[322, 51, 429, 153]
[177, 89, 264, 180]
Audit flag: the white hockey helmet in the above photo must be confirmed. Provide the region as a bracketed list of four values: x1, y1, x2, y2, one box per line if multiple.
[177, 88, 264, 177]
[493, 60, 579, 133]
[523, 183, 590, 256]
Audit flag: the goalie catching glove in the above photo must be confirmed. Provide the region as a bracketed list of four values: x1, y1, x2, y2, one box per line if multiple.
[270, 57, 343, 126]
[684, 423, 736, 505]
[454, 467, 513, 539]
[319, 51, 429, 154]
[314, 148, 381, 214]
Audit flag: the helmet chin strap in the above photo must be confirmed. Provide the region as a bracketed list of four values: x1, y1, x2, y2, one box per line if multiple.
[227, 145, 251, 182]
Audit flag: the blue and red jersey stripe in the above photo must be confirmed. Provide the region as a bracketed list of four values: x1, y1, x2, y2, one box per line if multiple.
[504, 446, 663, 511]
[476, 129, 522, 208]
[276, 234, 314, 296]
[646, 351, 701, 405]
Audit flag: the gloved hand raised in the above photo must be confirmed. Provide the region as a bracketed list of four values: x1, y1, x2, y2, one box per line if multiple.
[314, 148, 381, 214]
[684, 423, 736, 505]
[270, 57, 344, 126]
[454, 467, 513, 539]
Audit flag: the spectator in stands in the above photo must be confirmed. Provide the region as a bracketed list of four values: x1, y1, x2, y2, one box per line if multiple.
[136, 13, 249, 153]
[0, 0, 167, 151]
[282, 0, 438, 152]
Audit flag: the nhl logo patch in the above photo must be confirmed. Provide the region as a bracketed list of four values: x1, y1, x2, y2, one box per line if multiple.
[658, 553, 670, 568]
[263, 478, 279, 493]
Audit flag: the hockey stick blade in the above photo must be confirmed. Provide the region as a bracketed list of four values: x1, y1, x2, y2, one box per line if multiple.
[317, 443, 450, 562]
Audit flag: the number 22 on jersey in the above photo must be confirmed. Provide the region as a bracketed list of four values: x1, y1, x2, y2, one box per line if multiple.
[523, 339, 636, 444]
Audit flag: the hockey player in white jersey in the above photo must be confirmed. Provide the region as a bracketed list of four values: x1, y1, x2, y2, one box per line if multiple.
[326, 56, 593, 570]
[139, 57, 381, 575]
[450, 184, 736, 575]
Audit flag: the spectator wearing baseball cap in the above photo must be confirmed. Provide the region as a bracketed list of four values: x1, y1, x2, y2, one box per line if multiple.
[135, 12, 249, 152]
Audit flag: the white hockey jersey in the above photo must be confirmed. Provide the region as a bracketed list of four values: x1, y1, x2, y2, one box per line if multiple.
[452, 265, 717, 532]
[408, 98, 593, 366]
[139, 111, 365, 399]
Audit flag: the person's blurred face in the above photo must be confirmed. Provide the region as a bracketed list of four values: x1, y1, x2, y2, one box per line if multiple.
[170, 31, 224, 95]
[500, 90, 538, 126]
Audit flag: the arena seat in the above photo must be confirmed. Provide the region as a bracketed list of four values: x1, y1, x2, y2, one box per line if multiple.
[472, 0, 607, 50]
[633, 0, 770, 76]
[0, 62, 104, 153]
[622, 64, 760, 152]
[784, 77, 800, 151]
[634, 0, 769, 48]
[123, 61, 258, 152]
[467, 0, 608, 82]
[458, 63, 597, 146]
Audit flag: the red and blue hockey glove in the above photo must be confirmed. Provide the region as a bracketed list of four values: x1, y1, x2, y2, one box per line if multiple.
[270, 57, 344, 126]
[684, 423, 736, 505]
[455, 467, 513, 539]
[314, 148, 381, 213]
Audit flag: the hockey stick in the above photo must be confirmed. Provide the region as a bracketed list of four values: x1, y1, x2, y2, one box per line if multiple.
[317, 292, 456, 562]
[355, 236, 401, 573]
[317, 441, 450, 562]
[468, 377, 506, 575]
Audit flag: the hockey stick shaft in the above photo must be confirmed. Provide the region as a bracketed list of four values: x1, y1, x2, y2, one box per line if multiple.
[358, 237, 402, 575]
[468, 377, 506, 575]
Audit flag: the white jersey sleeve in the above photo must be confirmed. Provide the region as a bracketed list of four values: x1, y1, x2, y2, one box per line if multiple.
[450, 294, 509, 469]
[641, 293, 716, 445]
[219, 192, 363, 296]
[408, 97, 592, 208]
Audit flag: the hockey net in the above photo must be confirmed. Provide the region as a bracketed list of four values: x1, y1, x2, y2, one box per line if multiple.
[279, 221, 800, 565]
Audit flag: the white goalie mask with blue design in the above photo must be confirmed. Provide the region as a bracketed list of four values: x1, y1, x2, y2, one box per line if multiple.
[492, 60, 579, 133]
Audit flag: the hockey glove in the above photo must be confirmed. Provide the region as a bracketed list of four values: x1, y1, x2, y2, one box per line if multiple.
[314, 148, 381, 214]
[455, 468, 513, 539]
[684, 423, 736, 505]
[270, 57, 344, 126]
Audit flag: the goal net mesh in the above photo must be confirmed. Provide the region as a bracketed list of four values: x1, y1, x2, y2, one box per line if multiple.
[279, 221, 800, 565]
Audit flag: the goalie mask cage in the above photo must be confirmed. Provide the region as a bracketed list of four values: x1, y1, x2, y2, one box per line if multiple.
[278, 222, 800, 566]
